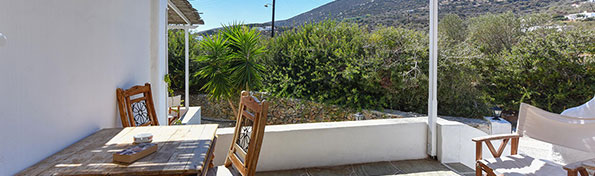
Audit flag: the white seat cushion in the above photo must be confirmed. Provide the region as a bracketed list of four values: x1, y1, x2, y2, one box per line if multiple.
[480, 154, 567, 176]
[206, 166, 240, 176]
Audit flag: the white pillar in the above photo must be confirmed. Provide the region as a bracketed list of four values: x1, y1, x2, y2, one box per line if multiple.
[150, 0, 168, 126]
[184, 27, 189, 110]
[428, 0, 438, 157]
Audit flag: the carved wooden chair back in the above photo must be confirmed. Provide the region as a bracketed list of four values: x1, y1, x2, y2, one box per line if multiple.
[224, 91, 269, 176]
[116, 83, 159, 127]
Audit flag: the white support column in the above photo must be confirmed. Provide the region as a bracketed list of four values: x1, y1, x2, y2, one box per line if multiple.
[150, 0, 169, 126]
[184, 27, 189, 110]
[428, 0, 438, 157]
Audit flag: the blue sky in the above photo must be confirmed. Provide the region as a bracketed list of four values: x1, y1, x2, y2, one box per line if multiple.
[189, 0, 334, 32]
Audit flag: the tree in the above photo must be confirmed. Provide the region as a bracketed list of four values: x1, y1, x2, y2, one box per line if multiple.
[195, 24, 266, 117]
[439, 14, 466, 44]
[468, 12, 521, 54]
[168, 30, 204, 95]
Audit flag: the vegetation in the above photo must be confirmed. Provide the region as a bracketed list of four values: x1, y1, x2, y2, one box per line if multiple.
[195, 24, 266, 116]
[180, 12, 594, 120]
[273, 0, 583, 30]
[167, 30, 205, 95]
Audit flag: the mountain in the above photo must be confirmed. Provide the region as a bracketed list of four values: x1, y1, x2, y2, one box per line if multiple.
[274, 0, 580, 29]
[195, 0, 588, 35]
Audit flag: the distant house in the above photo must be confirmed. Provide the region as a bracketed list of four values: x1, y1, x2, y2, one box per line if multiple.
[565, 11, 595, 21]
[257, 26, 274, 32]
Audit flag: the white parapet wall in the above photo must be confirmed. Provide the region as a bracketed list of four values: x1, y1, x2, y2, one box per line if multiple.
[181, 106, 202, 124]
[437, 118, 511, 169]
[212, 118, 429, 172]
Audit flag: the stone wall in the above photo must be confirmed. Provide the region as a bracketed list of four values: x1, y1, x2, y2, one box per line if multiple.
[190, 94, 402, 125]
[190, 93, 489, 133]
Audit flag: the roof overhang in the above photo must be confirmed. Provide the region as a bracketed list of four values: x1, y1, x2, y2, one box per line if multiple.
[167, 0, 204, 25]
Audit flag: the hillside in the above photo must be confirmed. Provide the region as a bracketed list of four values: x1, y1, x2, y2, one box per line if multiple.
[274, 0, 583, 29]
[196, 0, 591, 35]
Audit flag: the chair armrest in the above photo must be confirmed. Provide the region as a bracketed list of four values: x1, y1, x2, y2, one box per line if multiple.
[564, 161, 590, 176]
[564, 161, 583, 170]
[472, 134, 521, 161]
[472, 134, 520, 142]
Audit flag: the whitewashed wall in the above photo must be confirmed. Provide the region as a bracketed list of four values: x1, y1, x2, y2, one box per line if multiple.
[436, 119, 510, 169]
[0, 0, 167, 175]
[212, 118, 429, 172]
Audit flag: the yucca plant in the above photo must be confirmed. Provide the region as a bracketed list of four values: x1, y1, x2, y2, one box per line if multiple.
[195, 24, 266, 117]
[196, 33, 231, 101]
[223, 24, 266, 92]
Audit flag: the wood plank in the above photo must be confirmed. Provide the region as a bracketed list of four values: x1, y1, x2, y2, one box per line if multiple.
[471, 134, 519, 142]
[106, 126, 183, 175]
[64, 127, 146, 175]
[16, 129, 129, 175]
[241, 96, 262, 113]
[511, 137, 519, 155]
[130, 97, 147, 103]
[18, 125, 218, 176]
[122, 85, 151, 96]
[181, 125, 218, 174]
[242, 110, 255, 121]
[234, 144, 248, 160]
[157, 125, 206, 174]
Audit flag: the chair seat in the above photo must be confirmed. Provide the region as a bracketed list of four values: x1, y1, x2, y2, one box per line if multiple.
[206, 166, 240, 176]
[480, 154, 567, 176]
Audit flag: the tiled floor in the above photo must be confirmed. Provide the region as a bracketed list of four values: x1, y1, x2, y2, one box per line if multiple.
[255, 159, 474, 176]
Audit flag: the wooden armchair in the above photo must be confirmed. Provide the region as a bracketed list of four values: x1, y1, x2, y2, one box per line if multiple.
[116, 83, 159, 127]
[208, 91, 269, 176]
[473, 103, 592, 176]
[167, 95, 182, 125]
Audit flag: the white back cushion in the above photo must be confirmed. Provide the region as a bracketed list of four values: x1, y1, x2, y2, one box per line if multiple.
[561, 96, 595, 118]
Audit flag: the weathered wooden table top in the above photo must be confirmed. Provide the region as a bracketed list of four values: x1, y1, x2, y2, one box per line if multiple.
[17, 124, 219, 176]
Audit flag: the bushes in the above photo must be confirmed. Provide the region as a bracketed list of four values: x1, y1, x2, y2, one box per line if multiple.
[263, 21, 384, 109]
[262, 21, 488, 117]
[483, 29, 595, 113]
[366, 26, 429, 113]
[467, 12, 521, 54]
[168, 30, 205, 94]
[189, 14, 594, 119]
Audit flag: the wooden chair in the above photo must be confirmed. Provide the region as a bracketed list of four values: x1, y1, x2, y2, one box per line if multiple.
[116, 83, 159, 127]
[209, 91, 269, 176]
[473, 103, 591, 176]
[167, 95, 182, 125]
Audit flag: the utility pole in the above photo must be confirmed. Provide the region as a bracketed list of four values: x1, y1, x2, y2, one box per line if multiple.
[266, 0, 276, 37]
[272, 0, 276, 37]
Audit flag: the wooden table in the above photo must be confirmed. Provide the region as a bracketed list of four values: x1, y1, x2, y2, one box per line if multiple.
[17, 124, 218, 176]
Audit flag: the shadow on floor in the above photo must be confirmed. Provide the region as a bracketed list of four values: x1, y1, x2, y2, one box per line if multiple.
[255, 159, 474, 176]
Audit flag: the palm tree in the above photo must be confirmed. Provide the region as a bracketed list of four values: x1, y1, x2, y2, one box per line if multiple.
[196, 24, 266, 117]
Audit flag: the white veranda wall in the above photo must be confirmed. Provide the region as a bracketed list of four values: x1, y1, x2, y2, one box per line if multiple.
[212, 118, 429, 172]
[0, 0, 167, 175]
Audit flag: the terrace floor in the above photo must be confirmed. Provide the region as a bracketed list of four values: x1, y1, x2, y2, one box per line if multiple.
[247, 159, 473, 176]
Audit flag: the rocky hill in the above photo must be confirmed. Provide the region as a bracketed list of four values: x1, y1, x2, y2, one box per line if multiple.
[197, 0, 589, 34]
[274, 0, 580, 29]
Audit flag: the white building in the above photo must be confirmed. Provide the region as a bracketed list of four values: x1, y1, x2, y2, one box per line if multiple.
[0, 0, 202, 175]
[1, 0, 592, 175]
[565, 11, 595, 21]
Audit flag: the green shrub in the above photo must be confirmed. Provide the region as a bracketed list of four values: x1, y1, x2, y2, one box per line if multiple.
[468, 12, 521, 54]
[263, 21, 384, 110]
[168, 30, 205, 94]
[366, 26, 429, 113]
[483, 29, 595, 113]
[187, 14, 594, 120]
